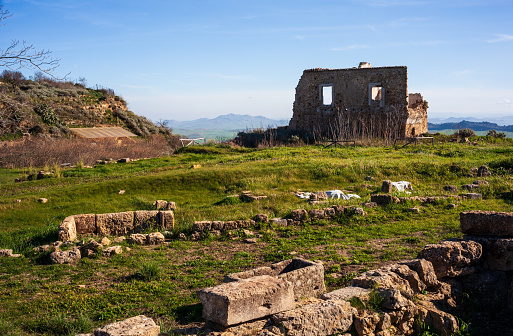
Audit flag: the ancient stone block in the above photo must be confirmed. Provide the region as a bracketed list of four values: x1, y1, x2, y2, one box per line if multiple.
[477, 165, 490, 177]
[460, 210, 513, 237]
[485, 238, 513, 271]
[49, 248, 81, 265]
[104, 246, 123, 257]
[381, 180, 393, 193]
[289, 209, 308, 221]
[58, 216, 77, 242]
[272, 299, 355, 336]
[197, 275, 295, 326]
[384, 264, 426, 293]
[146, 232, 165, 245]
[321, 286, 370, 301]
[323, 207, 336, 217]
[94, 315, 160, 336]
[211, 221, 225, 230]
[443, 185, 458, 192]
[134, 210, 160, 232]
[399, 259, 440, 289]
[129, 234, 147, 245]
[224, 221, 238, 230]
[371, 194, 399, 206]
[417, 240, 482, 278]
[254, 214, 269, 223]
[153, 200, 168, 210]
[96, 212, 134, 236]
[351, 268, 414, 298]
[463, 192, 482, 200]
[225, 258, 325, 300]
[354, 311, 381, 336]
[159, 210, 174, 230]
[74, 214, 96, 235]
[192, 221, 212, 231]
[308, 209, 325, 219]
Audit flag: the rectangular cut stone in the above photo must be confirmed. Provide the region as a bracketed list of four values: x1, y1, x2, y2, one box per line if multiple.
[58, 216, 77, 242]
[224, 258, 325, 300]
[272, 299, 355, 336]
[197, 275, 294, 326]
[96, 212, 134, 236]
[133, 211, 160, 232]
[74, 214, 96, 235]
[159, 210, 174, 230]
[461, 211, 513, 237]
[94, 315, 159, 336]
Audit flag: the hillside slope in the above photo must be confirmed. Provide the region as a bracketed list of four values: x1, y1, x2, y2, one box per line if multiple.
[0, 74, 164, 139]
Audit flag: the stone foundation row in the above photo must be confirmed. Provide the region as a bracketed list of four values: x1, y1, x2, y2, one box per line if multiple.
[58, 210, 174, 242]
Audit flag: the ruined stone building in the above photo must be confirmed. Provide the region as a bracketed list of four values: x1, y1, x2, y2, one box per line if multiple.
[288, 62, 428, 140]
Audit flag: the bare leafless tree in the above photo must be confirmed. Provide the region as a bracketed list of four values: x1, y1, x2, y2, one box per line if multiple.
[0, 5, 63, 78]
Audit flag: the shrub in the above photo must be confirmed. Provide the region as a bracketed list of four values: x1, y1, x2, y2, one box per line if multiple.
[486, 130, 506, 139]
[135, 261, 163, 281]
[455, 128, 475, 139]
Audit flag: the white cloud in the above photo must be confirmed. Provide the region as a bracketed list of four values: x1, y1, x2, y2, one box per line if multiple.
[498, 98, 513, 106]
[487, 34, 513, 43]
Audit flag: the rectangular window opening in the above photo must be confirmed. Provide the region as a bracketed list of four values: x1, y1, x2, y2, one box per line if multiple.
[368, 83, 384, 106]
[321, 85, 333, 106]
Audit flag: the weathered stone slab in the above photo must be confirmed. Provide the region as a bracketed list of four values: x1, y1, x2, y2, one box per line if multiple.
[486, 238, 513, 271]
[146, 232, 165, 245]
[399, 259, 440, 289]
[417, 240, 482, 278]
[272, 299, 355, 336]
[129, 234, 147, 245]
[274, 258, 326, 300]
[58, 216, 77, 242]
[289, 209, 307, 222]
[197, 275, 294, 326]
[134, 211, 160, 232]
[159, 210, 174, 230]
[49, 248, 81, 264]
[351, 268, 414, 298]
[74, 214, 96, 235]
[192, 221, 212, 231]
[94, 315, 159, 336]
[321, 286, 370, 301]
[381, 180, 393, 193]
[104, 246, 123, 257]
[460, 210, 513, 237]
[370, 194, 399, 206]
[96, 212, 134, 236]
[225, 258, 325, 300]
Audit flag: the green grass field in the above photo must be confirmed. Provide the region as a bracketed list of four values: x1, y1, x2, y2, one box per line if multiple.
[1, 141, 513, 335]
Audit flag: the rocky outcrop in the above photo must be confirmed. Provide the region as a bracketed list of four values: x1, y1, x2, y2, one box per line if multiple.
[94, 315, 160, 336]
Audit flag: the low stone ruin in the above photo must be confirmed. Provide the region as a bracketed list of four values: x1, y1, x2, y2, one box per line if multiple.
[370, 194, 480, 206]
[189, 206, 365, 240]
[190, 210, 513, 335]
[58, 210, 174, 242]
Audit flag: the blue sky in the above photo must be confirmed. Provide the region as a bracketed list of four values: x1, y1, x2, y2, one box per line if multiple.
[1, 0, 512, 122]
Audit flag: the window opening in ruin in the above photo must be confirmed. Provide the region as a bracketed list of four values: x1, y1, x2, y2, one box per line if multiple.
[368, 83, 384, 107]
[320, 84, 333, 106]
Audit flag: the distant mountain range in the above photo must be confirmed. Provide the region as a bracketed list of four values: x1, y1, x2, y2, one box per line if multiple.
[429, 115, 513, 126]
[165, 114, 288, 131]
[428, 120, 513, 132]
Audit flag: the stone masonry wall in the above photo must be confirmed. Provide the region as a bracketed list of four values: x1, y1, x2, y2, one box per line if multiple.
[288, 64, 428, 139]
[58, 210, 174, 242]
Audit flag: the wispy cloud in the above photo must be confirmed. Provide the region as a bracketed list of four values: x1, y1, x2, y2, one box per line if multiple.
[487, 34, 513, 43]
[497, 98, 513, 106]
[331, 44, 371, 51]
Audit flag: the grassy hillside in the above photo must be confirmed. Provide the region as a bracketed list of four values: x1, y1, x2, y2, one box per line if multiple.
[0, 141, 512, 334]
[0, 72, 166, 139]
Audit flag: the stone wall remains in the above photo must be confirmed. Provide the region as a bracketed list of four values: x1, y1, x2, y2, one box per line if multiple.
[288, 63, 428, 139]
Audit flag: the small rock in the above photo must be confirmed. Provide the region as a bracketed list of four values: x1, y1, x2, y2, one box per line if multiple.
[0, 249, 13, 257]
[464, 193, 482, 200]
[477, 165, 491, 177]
[38, 198, 48, 203]
[243, 230, 254, 237]
[443, 185, 458, 193]
[244, 238, 257, 244]
[103, 246, 123, 257]
[49, 248, 81, 264]
[365, 176, 374, 181]
[146, 232, 165, 245]
[448, 203, 458, 208]
[15, 199, 21, 203]
[94, 315, 159, 336]
[99, 237, 111, 246]
[129, 234, 147, 245]
[118, 190, 125, 195]
[178, 233, 187, 240]
[407, 207, 420, 213]
[362, 202, 377, 208]
[253, 214, 269, 223]
[473, 180, 489, 186]
[125, 247, 131, 252]
[112, 236, 126, 244]
[117, 158, 130, 163]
